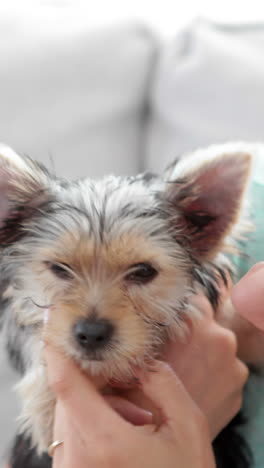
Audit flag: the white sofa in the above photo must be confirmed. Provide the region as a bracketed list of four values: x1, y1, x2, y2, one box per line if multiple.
[1, 13, 264, 460]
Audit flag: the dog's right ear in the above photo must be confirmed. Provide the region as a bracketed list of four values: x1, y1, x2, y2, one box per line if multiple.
[0, 144, 52, 246]
[162, 146, 252, 261]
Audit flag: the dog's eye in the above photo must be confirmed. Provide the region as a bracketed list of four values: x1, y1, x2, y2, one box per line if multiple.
[125, 263, 158, 284]
[47, 262, 73, 280]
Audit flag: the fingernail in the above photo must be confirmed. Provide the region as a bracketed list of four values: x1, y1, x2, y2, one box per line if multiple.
[43, 308, 50, 326]
[139, 410, 153, 425]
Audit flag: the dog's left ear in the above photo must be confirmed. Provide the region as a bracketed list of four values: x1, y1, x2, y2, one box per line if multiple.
[163, 148, 252, 260]
[0, 144, 52, 246]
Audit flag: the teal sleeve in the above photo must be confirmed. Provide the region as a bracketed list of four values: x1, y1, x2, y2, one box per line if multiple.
[235, 179, 264, 278]
[234, 165, 264, 468]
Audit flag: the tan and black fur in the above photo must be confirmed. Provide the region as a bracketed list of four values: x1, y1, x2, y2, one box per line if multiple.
[0, 143, 255, 467]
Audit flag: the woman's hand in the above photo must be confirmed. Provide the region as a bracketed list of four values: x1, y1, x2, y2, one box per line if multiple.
[232, 262, 264, 330]
[126, 292, 249, 440]
[164, 293, 249, 439]
[216, 263, 264, 366]
[45, 346, 216, 468]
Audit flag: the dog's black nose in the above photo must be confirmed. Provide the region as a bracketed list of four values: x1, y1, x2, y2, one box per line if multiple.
[73, 318, 114, 352]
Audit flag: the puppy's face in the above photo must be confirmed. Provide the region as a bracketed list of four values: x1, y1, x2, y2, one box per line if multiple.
[0, 144, 251, 381]
[11, 176, 192, 379]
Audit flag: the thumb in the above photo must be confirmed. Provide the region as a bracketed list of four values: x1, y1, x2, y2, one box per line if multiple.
[44, 344, 124, 431]
[231, 263, 264, 330]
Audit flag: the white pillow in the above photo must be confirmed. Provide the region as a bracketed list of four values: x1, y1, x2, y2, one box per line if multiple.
[146, 19, 264, 172]
[0, 12, 157, 178]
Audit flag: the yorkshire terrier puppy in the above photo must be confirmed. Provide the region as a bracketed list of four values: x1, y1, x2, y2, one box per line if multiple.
[0, 143, 256, 467]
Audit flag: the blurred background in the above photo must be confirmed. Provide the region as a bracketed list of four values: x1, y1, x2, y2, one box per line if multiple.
[1, 0, 264, 179]
[1, 0, 264, 463]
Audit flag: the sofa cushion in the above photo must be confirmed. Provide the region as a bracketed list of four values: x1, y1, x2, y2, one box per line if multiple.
[146, 19, 264, 172]
[0, 8, 157, 178]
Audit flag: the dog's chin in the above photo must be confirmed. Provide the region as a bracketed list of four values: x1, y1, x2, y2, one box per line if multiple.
[80, 358, 109, 374]
[70, 348, 140, 389]
[79, 359, 140, 393]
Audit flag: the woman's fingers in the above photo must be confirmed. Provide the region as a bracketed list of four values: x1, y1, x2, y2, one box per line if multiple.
[44, 345, 125, 431]
[162, 293, 249, 439]
[45, 344, 203, 440]
[105, 395, 153, 425]
[232, 262, 264, 330]
[136, 361, 203, 433]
